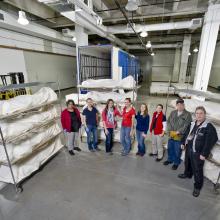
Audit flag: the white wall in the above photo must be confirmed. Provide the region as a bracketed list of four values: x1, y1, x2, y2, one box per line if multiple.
[138, 55, 152, 83]
[151, 49, 175, 82]
[23, 51, 76, 90]
[0, 48, 28, 85]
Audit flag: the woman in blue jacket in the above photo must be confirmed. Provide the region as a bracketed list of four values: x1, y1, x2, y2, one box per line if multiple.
[135, 104, 150, 156]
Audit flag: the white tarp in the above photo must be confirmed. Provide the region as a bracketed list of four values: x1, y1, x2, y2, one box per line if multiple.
[0, 137, 63, 183]
[150, 82, 174, 95]
[0, 123, 61, 163]
[66, 90, 137, 105]
[0, 87, 57, 117]
[169, 99, 220, 125]
[0, 106, 58, 141]
[80, 75, 136, 89]
[204, 161, 220, 184]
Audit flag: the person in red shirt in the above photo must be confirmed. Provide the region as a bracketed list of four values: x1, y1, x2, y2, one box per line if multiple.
[102, 99, 121, 155]
[61, 100, 82, 155]
[120, 98, 136, 156]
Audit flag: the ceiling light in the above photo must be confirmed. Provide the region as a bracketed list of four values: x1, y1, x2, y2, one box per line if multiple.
[188, 52, 191, 56]
[140, 31, 148, 38]
[146, 41, 152, 48]
[151, 52, 155, 56]
[125, 0, 138, 11]
[17, 11, 29, 25]
[72, 37, 76, 42]
[193, 47, 199, 53]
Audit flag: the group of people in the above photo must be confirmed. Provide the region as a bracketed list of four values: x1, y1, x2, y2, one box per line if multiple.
[61, 97, 218, 197]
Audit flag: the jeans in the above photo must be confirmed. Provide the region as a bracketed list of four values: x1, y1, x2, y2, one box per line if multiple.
[85, 125, 98, 150]
[136, 130, 146, 155]
[104, 128, 114, 153]
[167, 139, 182, 165]
[120, 126, 132, 154]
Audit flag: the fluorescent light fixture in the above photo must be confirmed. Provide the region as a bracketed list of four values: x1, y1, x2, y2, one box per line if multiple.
[193, 47, 199, 53]
[17, 11, 29, 25]
[151, 52, 155, 56]
[140, 31, 148, 38]
[188, 52, 191, 56]
[72, 36, 76, 42]
[125, 0, 138, 11]
[146, 41, 152, 48]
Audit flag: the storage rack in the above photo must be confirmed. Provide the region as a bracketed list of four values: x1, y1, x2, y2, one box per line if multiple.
[79, 54, 111, 82]
[0, 82, 62, 193]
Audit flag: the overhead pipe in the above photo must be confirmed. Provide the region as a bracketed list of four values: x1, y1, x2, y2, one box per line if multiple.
[128, 43, 182, 50]
[107, 19, 203, 34]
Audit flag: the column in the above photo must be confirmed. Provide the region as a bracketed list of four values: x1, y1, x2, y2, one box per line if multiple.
[172, 47, 181, 82]
[179, 34, 191, 83]
[193, 3, 220, 91]
[75, 24, 88, 85]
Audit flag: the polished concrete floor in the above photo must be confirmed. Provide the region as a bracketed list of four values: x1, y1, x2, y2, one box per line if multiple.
[0, 84, 220, 220]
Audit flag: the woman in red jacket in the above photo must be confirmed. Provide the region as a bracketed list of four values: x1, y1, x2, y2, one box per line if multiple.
[102, 99, 121, 155]
[149, 104, 166, 161]
[61, 100, 82, 155]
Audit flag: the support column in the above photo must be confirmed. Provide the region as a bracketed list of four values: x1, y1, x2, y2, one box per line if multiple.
[193, 3, 220, 91]
[172, 47, 181, 82]
[179, 34, 191, 83]
[75, 24, 88, 84]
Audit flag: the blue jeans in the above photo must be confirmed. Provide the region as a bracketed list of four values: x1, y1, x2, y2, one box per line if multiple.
[104, 128, 114, 153]
[136, 130, 146, 155]
[85, 125, 98, 150]
[167, 139, 182, 165]
[120, 126, 131, 154]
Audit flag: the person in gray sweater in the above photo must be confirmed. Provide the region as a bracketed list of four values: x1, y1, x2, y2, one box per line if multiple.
[163, 98, 192, 170]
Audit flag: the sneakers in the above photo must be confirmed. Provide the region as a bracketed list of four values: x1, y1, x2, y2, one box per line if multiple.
[172, 164, 178, 170]
[192, 188, 200, 197]
[69, 150, 75, 156]
[178, 173, 189, 179]
[163, 160, 172, 165]
[155, 158, 163, 162]
[74, 147, 82, 152]
[149, 153, 157, 157]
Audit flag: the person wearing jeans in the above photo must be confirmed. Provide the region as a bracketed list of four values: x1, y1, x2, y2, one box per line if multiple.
[120, 98, 136, 156]
[82, 98, 100, 152]
[164, 98, 192, 170]
[61, 100, 82, 156]
[149, 104, 166, 161]
[135, 104, 149, 157]
[102, 99, 121, 155]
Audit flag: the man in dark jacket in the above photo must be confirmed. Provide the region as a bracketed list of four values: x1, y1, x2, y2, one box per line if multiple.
[178, 106, 218, 197]
[164, 98, 192, 170]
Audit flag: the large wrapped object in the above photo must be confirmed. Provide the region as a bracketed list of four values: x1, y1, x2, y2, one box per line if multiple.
[0, 123, 61, 163]
[0, 106, 58, 141]
[0, 137, 63, 183]
[80, 75, 136, 89]
[0, 87, 57, 117]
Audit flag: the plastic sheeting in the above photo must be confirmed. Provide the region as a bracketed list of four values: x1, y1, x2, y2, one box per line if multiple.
[0, 106, 58, 141]
[80, 75, 136, 89]
[204, 161, 220, 184]
[0, 137, 63, 183]
[150, 82, 174, 95]
[0, 87, 57, 117]
[66, 90, 137, 105]
[0, 123, 61, 163]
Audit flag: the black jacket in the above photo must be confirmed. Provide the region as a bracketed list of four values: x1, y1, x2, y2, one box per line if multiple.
[182, 120, 218, 158]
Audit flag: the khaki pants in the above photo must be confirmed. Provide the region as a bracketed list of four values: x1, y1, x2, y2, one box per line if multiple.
[65, 132, 79, 151]
[152, 134, 164, 159]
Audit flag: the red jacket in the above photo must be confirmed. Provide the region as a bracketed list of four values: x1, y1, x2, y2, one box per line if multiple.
[150, 111, 165, 135]
[61, 107, 81, 132]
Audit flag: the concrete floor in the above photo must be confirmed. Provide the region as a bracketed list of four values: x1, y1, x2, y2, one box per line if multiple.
[0, 84, 220, 220]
